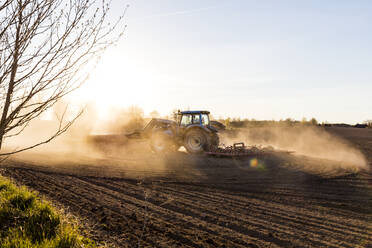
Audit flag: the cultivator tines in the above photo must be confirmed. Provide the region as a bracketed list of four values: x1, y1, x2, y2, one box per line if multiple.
[205, 142, 268, 157]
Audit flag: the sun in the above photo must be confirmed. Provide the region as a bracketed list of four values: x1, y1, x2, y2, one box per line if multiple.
[69, 45, 159, 119]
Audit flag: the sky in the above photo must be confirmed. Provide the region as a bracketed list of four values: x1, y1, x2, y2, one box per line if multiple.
[73, 0, 372, 124]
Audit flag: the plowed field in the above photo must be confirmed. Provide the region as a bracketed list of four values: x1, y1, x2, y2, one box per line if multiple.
[2, 127, 372, 247]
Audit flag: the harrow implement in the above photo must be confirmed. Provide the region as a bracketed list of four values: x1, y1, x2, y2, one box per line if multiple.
[205, 142, 292, 158]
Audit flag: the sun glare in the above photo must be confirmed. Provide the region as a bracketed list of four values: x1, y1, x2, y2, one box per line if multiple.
[70, 45, 159, 119]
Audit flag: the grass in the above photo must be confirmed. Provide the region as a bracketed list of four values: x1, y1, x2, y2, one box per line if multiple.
[0, 176, 97, 248]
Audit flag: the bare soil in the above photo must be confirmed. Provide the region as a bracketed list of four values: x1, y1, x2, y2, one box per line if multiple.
[1, 127, 372, 247]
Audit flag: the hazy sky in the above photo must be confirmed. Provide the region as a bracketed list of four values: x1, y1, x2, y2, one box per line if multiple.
[75, 0, 372, 124]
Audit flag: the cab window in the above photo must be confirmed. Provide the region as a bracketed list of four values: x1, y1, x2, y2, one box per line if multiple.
[192, 114, 200, 124]
[201, 114, 209, 125]
[180, 114, 192, 126]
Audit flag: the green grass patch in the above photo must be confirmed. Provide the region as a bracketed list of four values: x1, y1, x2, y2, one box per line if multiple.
[0, 176, 97, 248]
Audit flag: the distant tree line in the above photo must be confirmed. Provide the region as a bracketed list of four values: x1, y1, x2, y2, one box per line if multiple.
[216, 117, 371, 129]
[363, 120, 372, 128]
[217, 117, 319, 129]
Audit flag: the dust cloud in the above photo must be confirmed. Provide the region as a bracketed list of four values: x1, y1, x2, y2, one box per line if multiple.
[1, 103, 166, 176]
[2, 103, 369, 176]
[220, 125, 368, 170]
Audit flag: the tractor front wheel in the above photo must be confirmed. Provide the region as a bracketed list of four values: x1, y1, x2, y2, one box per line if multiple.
[150, 131, 177, 153]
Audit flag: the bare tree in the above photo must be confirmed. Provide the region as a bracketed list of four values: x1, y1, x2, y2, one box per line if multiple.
[0, 0, 127, 155]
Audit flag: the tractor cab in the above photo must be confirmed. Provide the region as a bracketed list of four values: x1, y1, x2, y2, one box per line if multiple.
[178, 110, 210, 127]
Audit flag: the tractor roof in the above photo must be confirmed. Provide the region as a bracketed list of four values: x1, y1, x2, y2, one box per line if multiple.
[180, 110, 210, 115]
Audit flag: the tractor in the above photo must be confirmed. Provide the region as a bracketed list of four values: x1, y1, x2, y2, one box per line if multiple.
[126, 110, 220, 154]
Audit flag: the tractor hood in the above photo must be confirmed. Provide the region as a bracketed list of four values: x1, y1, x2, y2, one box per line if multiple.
[207, 125, 218, 133]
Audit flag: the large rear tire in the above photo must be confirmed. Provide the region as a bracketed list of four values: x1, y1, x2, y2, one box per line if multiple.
[210, 133, 219, 151]
[184, 129, 209, 154]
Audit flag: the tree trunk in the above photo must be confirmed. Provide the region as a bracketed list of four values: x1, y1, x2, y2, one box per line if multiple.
[0, 2, 22, 150]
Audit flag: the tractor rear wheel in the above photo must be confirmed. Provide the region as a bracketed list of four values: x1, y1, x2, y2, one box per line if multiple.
[184, 129, 209, 154]
[210, 133, 219, 151]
